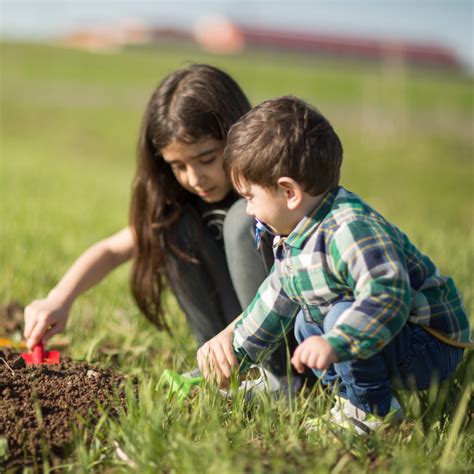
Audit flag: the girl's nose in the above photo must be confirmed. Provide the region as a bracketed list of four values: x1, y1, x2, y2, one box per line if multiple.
[187, 167, 204, 188]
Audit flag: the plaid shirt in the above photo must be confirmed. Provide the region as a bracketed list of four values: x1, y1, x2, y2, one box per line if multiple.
[233, 186, 471, 369]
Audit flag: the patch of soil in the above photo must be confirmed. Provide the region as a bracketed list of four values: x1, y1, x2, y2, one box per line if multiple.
[0, 301, 24, 336]
[0, 349, 136, 471]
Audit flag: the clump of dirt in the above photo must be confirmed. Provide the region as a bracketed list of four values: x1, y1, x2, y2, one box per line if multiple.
[0, 349, 136, 471]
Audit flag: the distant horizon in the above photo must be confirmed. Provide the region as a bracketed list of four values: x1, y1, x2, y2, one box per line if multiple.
[1, 0, 473, 72]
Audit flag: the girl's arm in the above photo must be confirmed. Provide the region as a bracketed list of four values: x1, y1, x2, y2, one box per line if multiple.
[24, 227, 135, 349]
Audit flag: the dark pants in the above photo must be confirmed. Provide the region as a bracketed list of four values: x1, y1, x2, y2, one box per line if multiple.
[166, 199, 292, 375]
[294, 302, 464, 415]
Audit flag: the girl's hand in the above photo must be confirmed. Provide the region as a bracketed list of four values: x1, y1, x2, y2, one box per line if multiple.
[291, 336, 338, 373]
[197, 325, 238, 388]
[24, 295, 71, 349]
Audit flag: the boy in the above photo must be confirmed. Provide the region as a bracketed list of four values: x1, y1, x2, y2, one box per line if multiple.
[197, 96, 472, 434]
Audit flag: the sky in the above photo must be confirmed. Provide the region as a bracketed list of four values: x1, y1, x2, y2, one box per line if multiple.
[1, 0, 473, 71]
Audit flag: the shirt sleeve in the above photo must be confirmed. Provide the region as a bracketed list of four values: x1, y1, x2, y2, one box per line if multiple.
[323, 218, 411, 361]
[232, 266, 300, 372]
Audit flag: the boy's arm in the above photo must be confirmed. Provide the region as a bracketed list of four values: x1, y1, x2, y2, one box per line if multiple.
[323, 219, 411, 361]
[232, 268, 300, 372]
[198, 268, 299, 384]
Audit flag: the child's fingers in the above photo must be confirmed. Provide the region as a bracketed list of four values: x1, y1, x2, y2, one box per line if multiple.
[291, 346, 305, 373]
[197, 345, 224, 381]
[317, 353, 330, 370]
[299, 347, 312, 368]
[198, 355, 212, 381]
[197, 333, 235, 386]
[213, 340, 238, 380]
[306, 352, 319, 369]
[209, 351, 228, 383]
[219, 336, 238, 374]
[197, 345, 211, 377]
[27, 319, 49, 349]
[23, 317, 36, 344]
[292, 359, 305, 374]
[24, 307, 52, 349]
[213, 343, 232, 378]
[223, 342, 238, 368]
[205, 343, 227, 377]
[23, 302, 39, 340]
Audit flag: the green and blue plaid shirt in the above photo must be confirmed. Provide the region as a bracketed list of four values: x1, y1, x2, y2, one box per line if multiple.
[233, 186, 471, 369]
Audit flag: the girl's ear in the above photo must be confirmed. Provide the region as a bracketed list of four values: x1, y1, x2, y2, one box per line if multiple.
[277, 177, 303, 210]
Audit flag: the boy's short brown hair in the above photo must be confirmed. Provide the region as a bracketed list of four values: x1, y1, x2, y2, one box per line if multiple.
[224, 96, 343, 196]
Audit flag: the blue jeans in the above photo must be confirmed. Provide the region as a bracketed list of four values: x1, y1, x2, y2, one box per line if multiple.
[294, 302, 464, 416]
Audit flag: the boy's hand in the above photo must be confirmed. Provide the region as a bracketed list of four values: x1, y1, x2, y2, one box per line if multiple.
[197, 325, 238, 388]
[291, 336, 338, 373]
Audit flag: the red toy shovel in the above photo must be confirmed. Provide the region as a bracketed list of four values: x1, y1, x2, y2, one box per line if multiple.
[21, 342, 60, 365]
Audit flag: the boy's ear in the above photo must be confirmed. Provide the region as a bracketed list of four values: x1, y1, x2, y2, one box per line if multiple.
[277, 177, 303, 210]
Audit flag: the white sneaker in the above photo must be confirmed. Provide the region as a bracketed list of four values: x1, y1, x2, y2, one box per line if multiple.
[181, 367, 202, 379]
[222, 366, 302, 402]
[182, 366, 301, 402]
[306, 396, 403, 436]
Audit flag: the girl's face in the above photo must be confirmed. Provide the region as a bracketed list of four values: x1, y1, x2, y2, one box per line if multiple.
[161, 138, 232, 203]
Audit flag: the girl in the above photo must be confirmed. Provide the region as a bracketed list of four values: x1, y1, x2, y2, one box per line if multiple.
[23, 64, 285, 375]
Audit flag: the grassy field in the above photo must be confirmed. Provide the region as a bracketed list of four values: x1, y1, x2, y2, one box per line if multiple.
[1, 41, 473, 472]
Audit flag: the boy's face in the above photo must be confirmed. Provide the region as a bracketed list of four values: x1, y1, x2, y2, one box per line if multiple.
[236, 181, 295, 236]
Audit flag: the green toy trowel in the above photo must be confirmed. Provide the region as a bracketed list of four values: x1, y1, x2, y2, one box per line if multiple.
[157, 369, 203, 403]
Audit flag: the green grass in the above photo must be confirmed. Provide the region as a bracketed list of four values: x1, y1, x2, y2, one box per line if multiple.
[1, 41, 473, 473]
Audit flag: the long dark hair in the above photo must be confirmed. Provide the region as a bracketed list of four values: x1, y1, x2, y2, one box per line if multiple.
[129, 64, 251, 330]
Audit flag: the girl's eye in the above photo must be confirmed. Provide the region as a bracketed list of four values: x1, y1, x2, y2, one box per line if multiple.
[200, 157, 216, 165]
[171, 164, 186, 172]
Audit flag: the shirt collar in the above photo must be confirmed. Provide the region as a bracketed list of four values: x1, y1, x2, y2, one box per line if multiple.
[282, 186, 340, 249]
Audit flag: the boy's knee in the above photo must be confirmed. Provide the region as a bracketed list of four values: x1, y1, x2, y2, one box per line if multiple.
[323, 301, 353, 333]
[294, 310, 323, 343]
[295, 303, 352, 343]
[223, 198, 254, 244]
[294, 310, 306, 344]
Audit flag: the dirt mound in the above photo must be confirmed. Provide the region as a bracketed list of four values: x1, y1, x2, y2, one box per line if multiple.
[0, 349, 135, 471]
